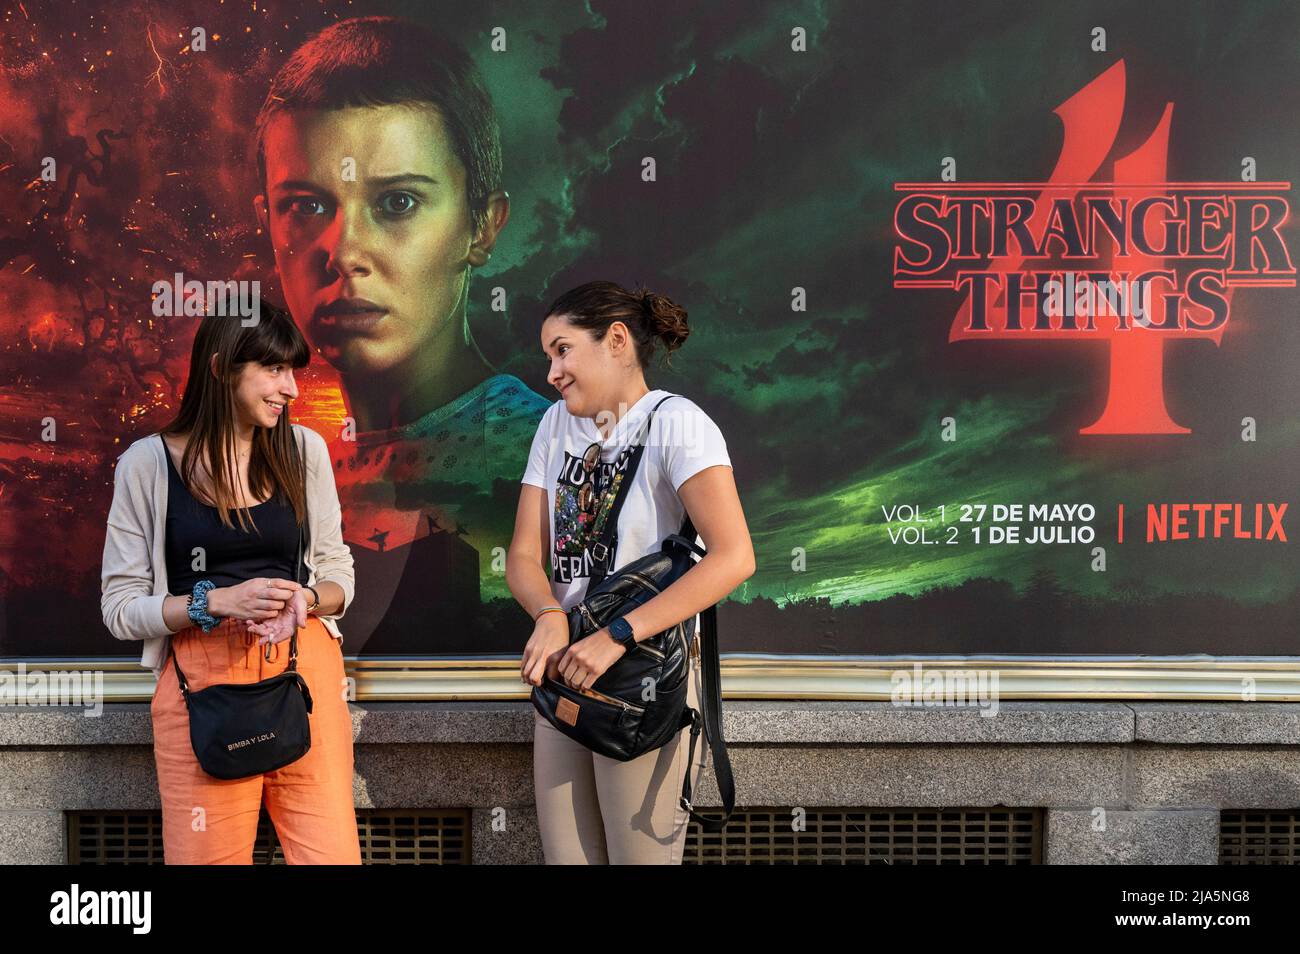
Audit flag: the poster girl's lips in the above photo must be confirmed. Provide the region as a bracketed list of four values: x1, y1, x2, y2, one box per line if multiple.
[314, 297, 389, 333]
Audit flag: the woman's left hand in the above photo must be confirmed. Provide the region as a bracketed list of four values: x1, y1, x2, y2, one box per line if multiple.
[557, 628, 626, 691]
[246, 589, 309, 646]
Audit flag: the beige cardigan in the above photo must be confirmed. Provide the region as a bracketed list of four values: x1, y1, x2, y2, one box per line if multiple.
[100, 423, 355, 676]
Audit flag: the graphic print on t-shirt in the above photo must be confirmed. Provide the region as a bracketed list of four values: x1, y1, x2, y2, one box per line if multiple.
[552, 441, 637, 584]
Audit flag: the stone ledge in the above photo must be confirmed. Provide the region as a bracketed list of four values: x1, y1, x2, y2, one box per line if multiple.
[720, 701, 1134, 743]
[2, 701, 1299, 747]
[1130, 746, 1300, 808]
[1131, 703, 1300, 744]
[1045, 808, 1219, 864]
[0, 810, 65, 864]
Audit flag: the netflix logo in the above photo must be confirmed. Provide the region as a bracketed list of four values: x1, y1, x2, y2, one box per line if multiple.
[1142, 503, 1288, 542]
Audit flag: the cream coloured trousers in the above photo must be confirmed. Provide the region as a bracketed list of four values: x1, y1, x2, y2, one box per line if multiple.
[533, 634, 707, 864]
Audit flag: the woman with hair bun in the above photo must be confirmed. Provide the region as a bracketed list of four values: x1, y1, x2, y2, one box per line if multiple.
[507, 280, 755, 864]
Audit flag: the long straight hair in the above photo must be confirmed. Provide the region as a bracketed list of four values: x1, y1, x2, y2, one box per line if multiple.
[159, 306, 311, 533]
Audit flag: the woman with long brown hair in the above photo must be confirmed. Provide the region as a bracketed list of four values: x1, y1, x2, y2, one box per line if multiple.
[100, 307, 359, 864]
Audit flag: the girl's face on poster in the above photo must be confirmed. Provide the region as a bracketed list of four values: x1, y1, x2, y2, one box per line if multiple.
[258, 104, 475, 376]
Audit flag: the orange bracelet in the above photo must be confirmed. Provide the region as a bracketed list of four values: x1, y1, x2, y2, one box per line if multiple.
[534, 605, 565, 620]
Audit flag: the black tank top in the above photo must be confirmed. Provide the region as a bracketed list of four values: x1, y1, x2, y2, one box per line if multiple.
[162, 435, 301, 596]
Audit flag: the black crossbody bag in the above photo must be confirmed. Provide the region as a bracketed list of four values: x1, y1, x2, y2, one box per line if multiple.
[171, 429, 314, 781]
[531, 395, 736, 831]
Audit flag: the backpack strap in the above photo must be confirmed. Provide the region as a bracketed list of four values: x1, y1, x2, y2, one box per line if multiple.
[582, 396, 737, 832]
[672, 513, 736, 832]
[583, 394, 677, 590]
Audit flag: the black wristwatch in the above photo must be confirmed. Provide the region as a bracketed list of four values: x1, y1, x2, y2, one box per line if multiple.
[607, 616, 637, 653]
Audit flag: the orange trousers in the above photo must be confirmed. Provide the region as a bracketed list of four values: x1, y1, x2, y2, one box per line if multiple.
[150, 615, 361, 864]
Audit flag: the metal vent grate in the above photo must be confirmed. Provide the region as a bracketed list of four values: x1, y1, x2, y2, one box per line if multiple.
[68, 809, 470, 864]
[1221, 810, 1300, 864]
[68, 811, 166, 864]
[359, 810, 468, 864]
[684, 808, 1042, 864]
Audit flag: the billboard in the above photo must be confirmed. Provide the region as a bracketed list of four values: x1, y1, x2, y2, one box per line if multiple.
[1, 0, 1296, 669]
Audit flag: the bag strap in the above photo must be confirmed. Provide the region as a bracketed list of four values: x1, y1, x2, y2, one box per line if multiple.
[286, 427, 306, 673]
[577, 395, 737, 831]
[171, 427, 308, 696]
[583, 394, 677, 591]
[672, 514, 736, 832]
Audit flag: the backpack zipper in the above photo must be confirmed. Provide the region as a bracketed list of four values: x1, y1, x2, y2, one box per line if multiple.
[615, 572, 667, 658]
[625, 571, 662, 594]
[574, 682, 646, 715]
[582, 573, 673, 659]
[635, 640, 666, 661]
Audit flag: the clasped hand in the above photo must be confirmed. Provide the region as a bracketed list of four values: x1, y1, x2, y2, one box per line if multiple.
[556, 629, 626, 691]
[246, 589, 308, 646]
[520, 615, 625, 690]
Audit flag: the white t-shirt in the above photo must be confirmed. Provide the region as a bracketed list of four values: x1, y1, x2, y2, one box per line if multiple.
[520, 388, 732, 613]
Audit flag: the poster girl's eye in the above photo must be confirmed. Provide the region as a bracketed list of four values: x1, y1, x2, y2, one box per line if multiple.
[283, 196, 328, 217]
[378, 191, 419, 216]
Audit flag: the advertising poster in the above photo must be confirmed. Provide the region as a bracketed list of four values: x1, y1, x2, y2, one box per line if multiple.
[1, 0, 1296, 667]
